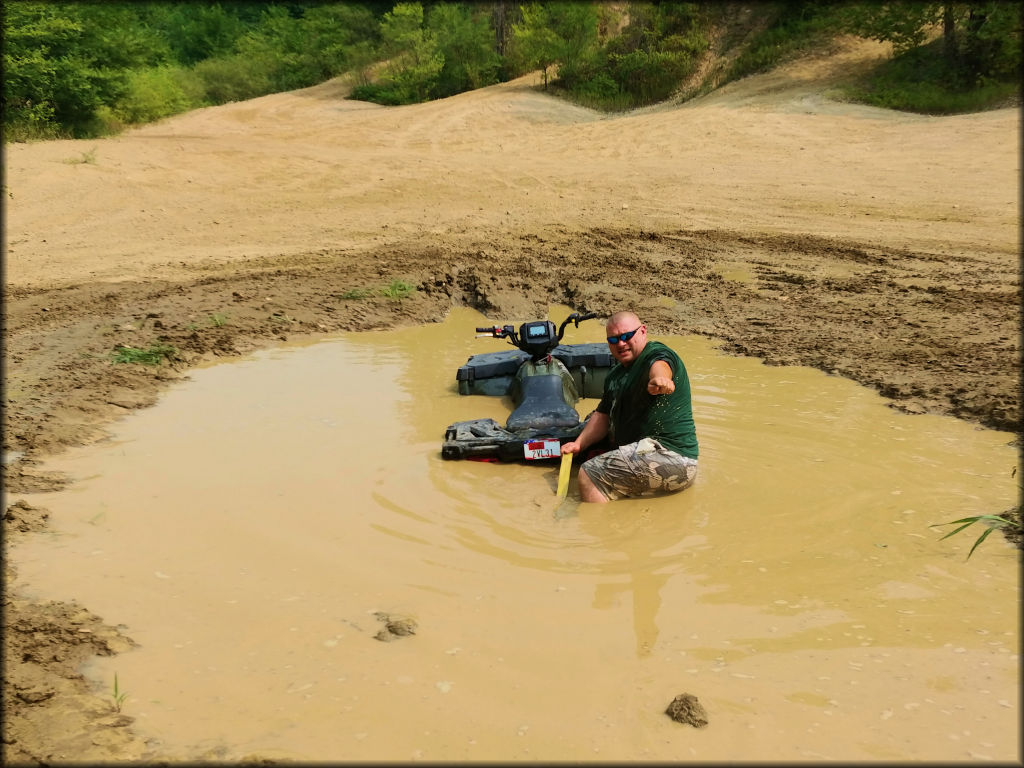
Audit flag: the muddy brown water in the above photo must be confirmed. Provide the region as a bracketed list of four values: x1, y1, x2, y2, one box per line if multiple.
[10, 307, 1019, 762]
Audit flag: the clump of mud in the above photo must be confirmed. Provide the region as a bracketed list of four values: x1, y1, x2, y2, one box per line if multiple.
[665, 693, 709, 727]
[373, 612, 418, 642]
[4, 500, 50, 533]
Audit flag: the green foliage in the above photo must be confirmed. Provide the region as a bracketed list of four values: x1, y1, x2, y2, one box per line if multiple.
[544, 1, 603, 88]
[510, 1, 602, 88]
[508, 2, 562, 86]
[377, 2, 444, 103]
[837, 1, 1022, 87]
[111, 673, 128, 712]
[428, 3, 502, 97]
[840, 33, 1019, 113]
[111, 343, 177, 365]
[234, 4, 377, 93]
[838, 1, 939, 54]
[141, 3, 247, 65]
[931, 514, 1012, 560]
[3, 1, 384, 137]
[111, 65, 206, 125]
[562, 1, 708, 110]
[3, 0, 1019, 138]
[606, 48, 696, 105]
[725, 1, 844, 82]
[380, 279, 416, 299]
[191, 53, 273, 104]
[2, 2, 176, 138]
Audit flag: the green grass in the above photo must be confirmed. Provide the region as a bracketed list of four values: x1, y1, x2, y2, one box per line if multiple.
[111, 343, 176, 365]
[379, 279, 415, 299]
[111, 673, 128, 713]
[839, 40, 1019, 115]
[842, 76, 1018, 114]
[723, 5, 842, 83]
[931, 514, 1013, 560]
[931, 466, 1021, 559]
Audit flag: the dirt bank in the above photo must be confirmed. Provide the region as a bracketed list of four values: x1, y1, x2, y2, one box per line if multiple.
[3, 37, 1020, 763]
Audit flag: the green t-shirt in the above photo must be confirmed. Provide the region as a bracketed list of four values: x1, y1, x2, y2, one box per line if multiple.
[596, 340, 698, 458]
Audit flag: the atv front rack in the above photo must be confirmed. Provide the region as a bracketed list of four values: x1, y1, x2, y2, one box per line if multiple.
[455, 342, 613, 398]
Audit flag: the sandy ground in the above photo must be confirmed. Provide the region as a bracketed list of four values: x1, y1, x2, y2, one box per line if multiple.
[2, 36, 1020, 762]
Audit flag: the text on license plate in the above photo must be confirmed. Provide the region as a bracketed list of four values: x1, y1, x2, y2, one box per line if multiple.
[523, 439, 560, 460]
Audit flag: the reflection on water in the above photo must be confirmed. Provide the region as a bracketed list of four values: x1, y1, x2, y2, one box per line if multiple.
[10, 306, 1020, 762]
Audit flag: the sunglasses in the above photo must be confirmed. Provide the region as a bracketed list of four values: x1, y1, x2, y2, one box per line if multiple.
[607, 327, 641, 344]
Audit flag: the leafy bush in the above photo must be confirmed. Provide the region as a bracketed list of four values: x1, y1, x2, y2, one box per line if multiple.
[349, 82, 409, 106]
[841, 37, 1020, 114]
[572, 0, 707, 110]
[112, 65, 205, 124]
[2, 2, 176, 138]
[428, 3, 501, 97]
[143, 3, 246, 65]
[375, 2, 444, 104]
[609, 48, 696, 104]
[235, 5, 338, 93]
[192, 54, 272, 105]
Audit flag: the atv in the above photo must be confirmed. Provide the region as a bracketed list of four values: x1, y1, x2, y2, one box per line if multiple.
[440, 311, 615, 462]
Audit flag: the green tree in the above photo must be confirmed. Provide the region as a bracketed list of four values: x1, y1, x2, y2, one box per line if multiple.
[140, 3, 246, 65]
[544, 0, 602, 87]
[377, 2, 444, 102]
[509, 2, 561, 86]
[840, 1, 1021, 86]
[3, 2, 168, 138]
[301, 2, 381, 82]
[510, 1, 603, 88]
[599, 1, 707, 105]
[427, 3, 501, 97]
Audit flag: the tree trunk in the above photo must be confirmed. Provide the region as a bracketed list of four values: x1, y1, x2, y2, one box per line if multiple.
[942, 2, 958, 68]
[963, 7, 991, 84]
[492, 1, 509, 57]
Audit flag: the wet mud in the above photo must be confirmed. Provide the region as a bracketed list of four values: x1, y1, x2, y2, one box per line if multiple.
[4, 226, 1019, 763]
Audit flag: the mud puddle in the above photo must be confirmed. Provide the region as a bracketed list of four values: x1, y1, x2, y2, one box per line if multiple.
[10, 307, 1020, 762]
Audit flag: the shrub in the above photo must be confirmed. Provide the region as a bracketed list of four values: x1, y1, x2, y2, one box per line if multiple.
[112, 65, 205, 124]
[609, 48, 695, 104]
[841, 38, 1021, 114]
[192, 54, 272, 105]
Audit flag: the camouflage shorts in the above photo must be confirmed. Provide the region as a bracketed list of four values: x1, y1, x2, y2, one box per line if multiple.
[583, 438, 698, 501]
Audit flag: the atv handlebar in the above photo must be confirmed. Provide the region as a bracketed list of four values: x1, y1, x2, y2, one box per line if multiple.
[558, 312, 597, 337]
[473, 312, 599, 357]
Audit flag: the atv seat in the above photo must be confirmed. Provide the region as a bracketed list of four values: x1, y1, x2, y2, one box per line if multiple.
[506, 374, 580, 431]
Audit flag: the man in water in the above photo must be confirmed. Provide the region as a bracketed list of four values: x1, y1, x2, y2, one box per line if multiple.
[560, 310, 698, 503]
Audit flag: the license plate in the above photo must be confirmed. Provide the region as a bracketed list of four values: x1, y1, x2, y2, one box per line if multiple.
[523, 438, 560, 460]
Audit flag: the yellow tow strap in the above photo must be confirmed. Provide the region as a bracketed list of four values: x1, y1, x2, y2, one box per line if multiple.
[556, 451, 572, 499]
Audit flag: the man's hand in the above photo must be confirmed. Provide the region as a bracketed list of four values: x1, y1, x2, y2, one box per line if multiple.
[648, 376, 675, 395]
[561, 440, 582, 455]
[648, 360, 675, 395]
